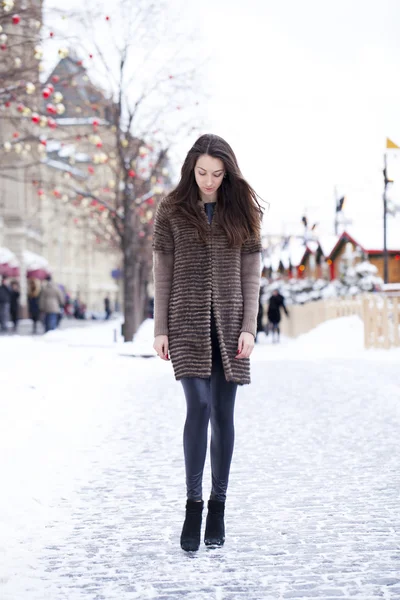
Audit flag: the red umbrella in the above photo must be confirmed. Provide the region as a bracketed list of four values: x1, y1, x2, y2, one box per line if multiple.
[0, 264, 19, 277]
[27, 269, 49, 280]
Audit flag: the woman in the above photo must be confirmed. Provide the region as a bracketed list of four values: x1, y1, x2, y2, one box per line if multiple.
[9, 280, 20, 332]
[28, 278, 41, 334]
[152, 134, 264, 552]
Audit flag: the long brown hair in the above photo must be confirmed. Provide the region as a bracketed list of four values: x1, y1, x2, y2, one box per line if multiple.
[167, 134, 265, 247]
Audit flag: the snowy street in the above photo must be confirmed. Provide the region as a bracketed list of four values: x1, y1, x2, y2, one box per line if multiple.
[1, 317, 400, 600]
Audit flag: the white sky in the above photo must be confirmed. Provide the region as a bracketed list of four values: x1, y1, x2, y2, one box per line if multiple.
[183, 0, 400, 237]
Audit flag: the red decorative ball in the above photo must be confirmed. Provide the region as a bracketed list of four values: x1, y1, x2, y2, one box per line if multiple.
[47, 84, 55, 94]
[12, 15, 21, 25]
[128, 169, 136, 178]
[40, 139, 47, 146]
[13, 132, 19, 138]
[50, 32, 54, 38]
[96, 141, 102, 148]
[0, 44, 7, 51]
[38, 189, 44, 196]
[17, 104, 24, 112]
[48, 118, 57, 129]
[52, 75, 60, 83]
[31, 113, 40, 124]
[88, 166, 95, 174]
[5, 101, 11, 108]
[106, 16, 110, 20]
[92, 118, 99, 127]
[42, 88, 51, 99]
[46, 104, 57, 114]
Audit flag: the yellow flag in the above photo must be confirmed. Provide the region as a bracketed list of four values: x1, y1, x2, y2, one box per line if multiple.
[387, 138, 400, 149]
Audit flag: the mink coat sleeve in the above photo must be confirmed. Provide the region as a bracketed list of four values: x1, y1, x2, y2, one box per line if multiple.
[240, 251, 262, 338]
[240, 226, 262, 338]
[152, 200, 174, 337]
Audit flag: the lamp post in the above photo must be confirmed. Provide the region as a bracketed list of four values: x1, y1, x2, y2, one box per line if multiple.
[383, 153, 393, 284]
[334, 187, 347, 235]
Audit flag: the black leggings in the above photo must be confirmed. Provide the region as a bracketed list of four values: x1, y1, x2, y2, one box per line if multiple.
[180, 307, 238, 502]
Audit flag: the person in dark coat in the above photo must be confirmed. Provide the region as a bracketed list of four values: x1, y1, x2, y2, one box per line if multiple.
[9, 281, 20, 332]
[255, 287, 264, 343]
[104, 296, 111, 320]
[267, 289, 289, 343]
[28, 278, 41, 334]
[0, 276, 11, 333]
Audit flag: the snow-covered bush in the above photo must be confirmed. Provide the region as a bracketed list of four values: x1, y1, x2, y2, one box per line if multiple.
[261, 260, 383, 305]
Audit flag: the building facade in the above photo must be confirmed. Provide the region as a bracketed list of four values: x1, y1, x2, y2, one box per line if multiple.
[0, 53, 122, 315]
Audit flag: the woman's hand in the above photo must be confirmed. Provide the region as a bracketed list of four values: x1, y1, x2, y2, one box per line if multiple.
[153, 335, 170, 360]
[235, 331, 255, 359]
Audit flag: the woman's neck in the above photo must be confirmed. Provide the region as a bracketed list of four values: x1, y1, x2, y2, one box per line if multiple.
[200, 192, 218, 204]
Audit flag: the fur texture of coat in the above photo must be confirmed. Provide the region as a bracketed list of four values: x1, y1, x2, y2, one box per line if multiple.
[152, 198, 262, 385]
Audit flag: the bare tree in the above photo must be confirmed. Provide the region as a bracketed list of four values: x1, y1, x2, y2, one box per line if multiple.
[1, 0, 203, 339]
[42, 0, 203, 340]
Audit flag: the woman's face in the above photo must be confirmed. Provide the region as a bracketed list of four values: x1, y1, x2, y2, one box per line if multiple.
[194, 154, 225, 199]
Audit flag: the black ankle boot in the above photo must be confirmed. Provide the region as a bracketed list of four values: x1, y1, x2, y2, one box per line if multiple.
[180, 500, 204, 552]
[204, 499, 225, 546]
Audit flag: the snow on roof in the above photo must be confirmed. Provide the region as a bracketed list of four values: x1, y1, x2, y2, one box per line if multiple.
[23, 250, 50, 270]
[55, 118, 109, 126]
[280, 248, 290, 269]
[288, 237, 306, 267]
[263, 256, 271, 268]
[270, 245, 282, 271]
[43, 158, 86, 179]
[0, 247, 19, 266]
[319, 234, 340, 257]
[345, 222, 400, 252]
[75, 152, 91, 162]
[57, 144, 76, 158]
[307, 241, 319, 254]
[46, 140, 62, 153]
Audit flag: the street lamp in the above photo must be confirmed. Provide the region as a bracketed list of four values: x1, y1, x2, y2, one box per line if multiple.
[383, 154, 394, 284]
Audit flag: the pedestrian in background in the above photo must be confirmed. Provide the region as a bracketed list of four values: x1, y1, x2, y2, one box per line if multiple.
[39, 275, 65, 332]
[153, 134, 263, 552]
[267, 289, 289, 343]
[104, 296, 111, 320]
[28, 278, 41, 334]
[255, 287, 265, 343]
[0, 276, 11, 333]
[9, 280, 20, 332]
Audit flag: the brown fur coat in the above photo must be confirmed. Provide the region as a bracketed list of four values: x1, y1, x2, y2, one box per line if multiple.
[152, 198, 262, 385]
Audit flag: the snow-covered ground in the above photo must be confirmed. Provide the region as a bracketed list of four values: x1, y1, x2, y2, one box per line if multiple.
[1, 316, 400, 599]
